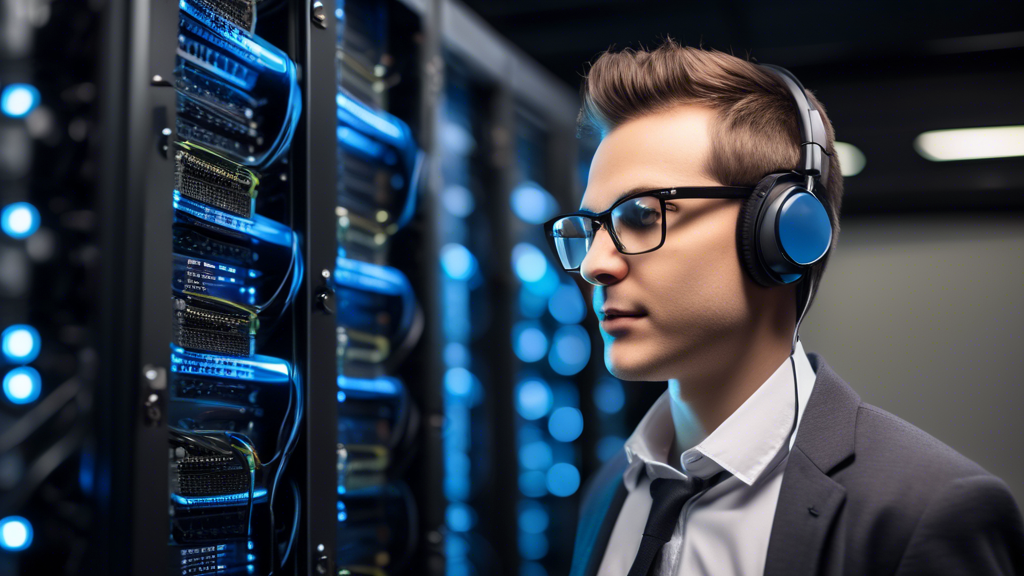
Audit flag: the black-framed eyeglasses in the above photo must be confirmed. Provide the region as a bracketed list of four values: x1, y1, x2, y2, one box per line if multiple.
[543, 186, 754, 272]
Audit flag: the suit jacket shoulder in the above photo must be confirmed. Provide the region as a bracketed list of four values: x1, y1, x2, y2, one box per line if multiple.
[768, 353, 1024, 576]
[853, 401, 989, 482]
[838, 401, 1022, 574]
[570, 353, 1024, 576]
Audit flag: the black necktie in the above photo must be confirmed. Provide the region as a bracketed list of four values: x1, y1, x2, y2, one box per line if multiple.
[626, 472, 727, 576]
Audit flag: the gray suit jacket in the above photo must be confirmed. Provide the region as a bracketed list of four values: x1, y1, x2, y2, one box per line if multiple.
[570, 352, 1024, 576]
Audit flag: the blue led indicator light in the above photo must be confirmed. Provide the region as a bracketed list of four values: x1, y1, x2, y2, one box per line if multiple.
[548, 325, 591, 376]
[518, 441, 553, 471]
[2, 324, 41, 363]
[0, 516, 33, 551]
[442, 184, 475, 217]
[517, 502, 550, 534]
[446, 503, 476, 532]
[593, 378, 625, 414]
[545, 463, 581, 497]
[513, 322, 548, 364]
[3, 367, 41, 405]
[548, 407, 584, 442]
[548, 283, 586, 324]
[518, 470, 548, 498]
[440, 243, 477, 281]
[1, 202, 40, 239]
[596, 435, 626, 462]
[510, 182, 558, 225]
[1, 84, 40, 118]
[515, 379, 553, 421]
[444, 368, 475, 397]
[518, 531, 549, 560]
[512, 243, 548, 283]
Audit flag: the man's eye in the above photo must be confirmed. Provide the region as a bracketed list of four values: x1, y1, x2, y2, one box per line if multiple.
[618, 202, 660, 228]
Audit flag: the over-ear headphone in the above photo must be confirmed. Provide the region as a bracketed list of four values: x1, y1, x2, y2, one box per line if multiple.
[736, 64, 836, 452]
[738, 64, 834, 288]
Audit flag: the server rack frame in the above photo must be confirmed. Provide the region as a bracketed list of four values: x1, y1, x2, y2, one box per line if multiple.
[95, 0, 178, 574]
[289, 0, 340, 573]
[97, 1, 577, 573]
[92, 0, 332, 573]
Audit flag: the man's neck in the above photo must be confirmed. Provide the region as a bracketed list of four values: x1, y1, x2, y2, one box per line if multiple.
[665, 318, 796, 471]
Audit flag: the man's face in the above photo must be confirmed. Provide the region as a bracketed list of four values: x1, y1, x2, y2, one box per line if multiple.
[579, 105, 768, 382]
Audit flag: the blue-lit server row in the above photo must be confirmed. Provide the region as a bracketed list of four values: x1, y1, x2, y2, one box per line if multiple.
[430, 7, 628, 573]
[167, 1, 304, 574]
[333, 1, 429, 575]
[1, 1, 614, 575]
[1, 1, 103, 572]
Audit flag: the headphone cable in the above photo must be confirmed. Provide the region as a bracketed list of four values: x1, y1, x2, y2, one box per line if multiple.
[787, 277, 816, 452]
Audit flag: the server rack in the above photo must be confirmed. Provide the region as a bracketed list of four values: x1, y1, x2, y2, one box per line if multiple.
[2, 1, 579, 575]
[332, 1, 443, 575]
[90, 0, 443, 574]
[92, 0, 323, 573]
[430, 3, 582, 575]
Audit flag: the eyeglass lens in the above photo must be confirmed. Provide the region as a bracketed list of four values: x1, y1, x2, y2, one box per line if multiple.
[551, 196, 664, 270]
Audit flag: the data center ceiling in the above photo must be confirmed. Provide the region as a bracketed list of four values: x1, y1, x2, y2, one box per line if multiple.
[460, 0, 1023, 86]
[460, 0, 1024, 214]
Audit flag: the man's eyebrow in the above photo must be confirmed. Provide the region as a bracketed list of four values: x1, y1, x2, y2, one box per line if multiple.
[579, 185, 662, 214]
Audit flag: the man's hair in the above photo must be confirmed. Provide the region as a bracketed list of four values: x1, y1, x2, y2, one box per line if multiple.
[578, 38, 843, 316]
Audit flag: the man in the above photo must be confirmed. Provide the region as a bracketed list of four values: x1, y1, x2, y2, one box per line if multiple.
[543, 40, 1023, 576]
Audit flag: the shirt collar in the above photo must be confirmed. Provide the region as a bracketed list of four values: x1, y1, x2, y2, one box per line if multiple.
[622, 340, 816, 490]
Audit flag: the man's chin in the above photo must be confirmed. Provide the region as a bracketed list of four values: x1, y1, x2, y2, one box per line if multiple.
[604, 345, 671, 382]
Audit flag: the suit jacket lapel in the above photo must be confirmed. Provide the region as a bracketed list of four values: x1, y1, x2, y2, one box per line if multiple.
[764, 352, 860, 576]
[570, 451, 630, 576]
[763, 446, 847, 576]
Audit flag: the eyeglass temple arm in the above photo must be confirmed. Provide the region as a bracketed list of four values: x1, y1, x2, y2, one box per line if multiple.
[656, 186, 754, 199]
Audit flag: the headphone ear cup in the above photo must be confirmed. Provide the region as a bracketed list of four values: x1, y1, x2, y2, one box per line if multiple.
[738, 175, 784, 287]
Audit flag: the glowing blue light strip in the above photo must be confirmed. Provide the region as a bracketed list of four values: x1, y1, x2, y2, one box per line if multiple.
[174, 191, 294, 247]
[260, 70, 303, 169]
[337, 126, 393, 164]
[394, 150, 424, 231]
[334, 254, 412, 297]
[172, 487, 268, 507]
[171, 346, 291, 383]
[177, 7, 281, 73]
[336, 91, 406, 145]
[337, 375, 401, 397]
[177, 13, 258, 90]
[176, 6, 302, 169]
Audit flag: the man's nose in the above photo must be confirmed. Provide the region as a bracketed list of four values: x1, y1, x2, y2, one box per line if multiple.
[579, 226, 628, 286]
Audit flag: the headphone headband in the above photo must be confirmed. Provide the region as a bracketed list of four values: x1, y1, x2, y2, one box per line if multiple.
[759, 64, 831, 190]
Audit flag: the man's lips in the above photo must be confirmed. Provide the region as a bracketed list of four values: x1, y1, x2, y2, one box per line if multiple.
[598, 308, 648, 322]
[599, 312, 648, 335]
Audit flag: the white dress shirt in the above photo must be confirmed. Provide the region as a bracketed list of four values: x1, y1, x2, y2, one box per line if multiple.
[595, 340, 817, 576]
